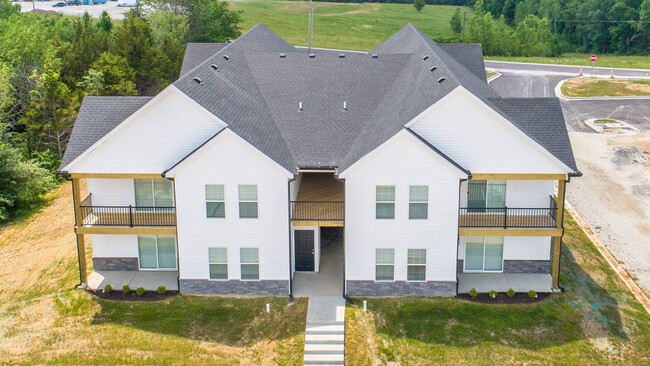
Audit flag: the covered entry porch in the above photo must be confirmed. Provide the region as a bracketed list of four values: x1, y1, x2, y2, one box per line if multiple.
[457, 273, 553, 294]
[293, 227, 344, 297]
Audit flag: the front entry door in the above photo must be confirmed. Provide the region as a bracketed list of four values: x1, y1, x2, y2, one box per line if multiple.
[294, 230, 315, 271]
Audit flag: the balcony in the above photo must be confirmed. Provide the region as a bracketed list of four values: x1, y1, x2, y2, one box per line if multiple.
[291, 172, 344, 226]
[459, 196, 558, 229]
[78, 194, 176, 231]
[290, 201, 344, 222]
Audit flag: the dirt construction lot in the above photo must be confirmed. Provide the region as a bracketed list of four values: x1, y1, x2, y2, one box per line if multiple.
[567, 131, 650, 295]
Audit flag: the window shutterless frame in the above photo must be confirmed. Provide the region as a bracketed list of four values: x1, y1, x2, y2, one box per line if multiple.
[407, 249, 426, 281]
[409, 185, 428, 220]
[205, 184, 226, 218]
[240, 247, 259, 280]
[208, 247, 228, 280]
[238, 185, 258, 219]
[375, 248, 395, 281]
[376, 185, 395, 219]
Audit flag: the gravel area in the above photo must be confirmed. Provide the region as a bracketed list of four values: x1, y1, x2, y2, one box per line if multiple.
[17, 1, 130, 19]
[566, 132, 650, 295]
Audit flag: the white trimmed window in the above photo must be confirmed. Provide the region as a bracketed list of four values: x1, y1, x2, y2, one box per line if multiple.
[375, 249, 394, 281]
[138, 235, 176, 270]
[239, 185, 258, 218]
[208, 247, 228, 280]
[376, 186, 395, 219]
[240, 248, 259, 280]
[407, 249, 426, 281]
[206, 185, 225, 218]
[468, 180, 506, 210]
[465, 236, 504, 272]
[409, 185, 428, 219]
[134, 179, 173, 207]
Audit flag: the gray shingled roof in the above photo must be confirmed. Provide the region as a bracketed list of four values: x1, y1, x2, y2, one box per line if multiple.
[61, 23, 578, 174]
[60, 96, 152, 168]
[180, 43, 228, 77]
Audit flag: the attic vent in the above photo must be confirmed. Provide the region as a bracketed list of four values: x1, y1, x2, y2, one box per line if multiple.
[429, 66, 437, 72]
[299, 101, 303, 111]
[338, 53, 345, 58]
[210, 64, 219, 71]
[343, 101, 348, 111]
[371, 54, 378, 58]
[223, 55, 230, 61]
[193, 77, 202, 85]
[437, 77, 446, 84]
[309, 53, 315, 58]
[280, 53, 286, 58]
[422, 55, 429, 61]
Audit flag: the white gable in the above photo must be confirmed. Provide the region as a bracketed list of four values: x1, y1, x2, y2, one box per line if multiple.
[408, 87, 570, 174]
[66, 86, 226, 174]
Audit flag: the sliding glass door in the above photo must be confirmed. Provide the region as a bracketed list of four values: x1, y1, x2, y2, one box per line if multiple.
[138, 235, 177, 270]
[464, 236, 504, 272]
[467, 180, 506, 212]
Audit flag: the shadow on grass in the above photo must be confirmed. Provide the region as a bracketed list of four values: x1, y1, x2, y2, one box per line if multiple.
[90, 295, 306, 347]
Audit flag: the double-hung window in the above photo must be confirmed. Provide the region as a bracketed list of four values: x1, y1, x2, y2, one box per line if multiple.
[239, 185, 258, 218]
[375, 249, 394, 281]
[135, 179, 174, 208]
[138, 235, 176, 270]
[240, 248, 259, 280]
[465, 236, 504, 272]
[467, 180, 506, 212]
[208, 247, 228, 280]
[409, 186, 428, 219]
[376, 186, 395, 219]
[206, 185, 225, 218]
[407, 249, 426, 281]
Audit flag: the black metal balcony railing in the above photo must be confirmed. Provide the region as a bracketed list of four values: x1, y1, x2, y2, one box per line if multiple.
[79, 194, 176, 227]
[290, 201, 344, 222]
[459, 207, 557, 228]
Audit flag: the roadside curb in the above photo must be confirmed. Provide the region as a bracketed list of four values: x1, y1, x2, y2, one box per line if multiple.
[564, 199, 650, 314]
[486, 72, 501, 83]
[555, 78, 650, 100]
[485, 60, 650, 73]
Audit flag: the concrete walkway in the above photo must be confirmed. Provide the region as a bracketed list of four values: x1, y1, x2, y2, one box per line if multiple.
[304, 296, 346, 366]
[458, 273, 552, 293]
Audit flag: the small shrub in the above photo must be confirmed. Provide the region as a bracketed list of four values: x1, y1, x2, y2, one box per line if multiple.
[157, 286, 166, 295]
[469, 288, 478, 298]
[489, 290, 497, 299]
[528, 290, 537, 299]
[506, 288, 515, 298]
[136, 287, 145, 296]
[104, 284, 112, 294]
[122, 285, 130, 294]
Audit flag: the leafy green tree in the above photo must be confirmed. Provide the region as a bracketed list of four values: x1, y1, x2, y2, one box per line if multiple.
[97, 10, 113, 33]
[514, 14, 557, 56]
[77, 69, 105, 96]
[450, 7, 463, 33]
[0, 143, 55, 221]
[89, 52, 137, 96]
[0, 0, 19, 20]
[608, 2, 638, 53]
[60, 12, 103, 86]
[186, 0, 241, 42]
[414, 0, 425, 12]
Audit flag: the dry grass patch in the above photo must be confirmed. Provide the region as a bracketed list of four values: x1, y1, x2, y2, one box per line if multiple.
[562, 78, 650, 97]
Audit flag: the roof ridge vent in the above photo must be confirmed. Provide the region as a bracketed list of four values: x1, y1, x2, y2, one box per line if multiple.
[437, 77, 446, 84]
[371, 53, 378, 58]
[309, 53, 315, 58]
[210, 64, 219, 71]
[343, 101, 348, 111]
[429, 66, 437, 72]
[193, 77, 202, 85]
[422, 55, 429, 61]
[339, 53, 345, 58]
[280, 53, 286, 58]
[299, 101, 303, 111]
[223, 55, 230, 61]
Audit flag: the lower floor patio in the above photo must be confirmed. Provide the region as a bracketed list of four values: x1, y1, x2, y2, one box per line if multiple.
[457, 273, 553, 294]
[87, 270, 179, 291]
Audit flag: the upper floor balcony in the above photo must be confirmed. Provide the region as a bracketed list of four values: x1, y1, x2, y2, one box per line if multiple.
[290, 172, 344, 226]
[459, 195, 558, 229]
[78, 193, 176, 228]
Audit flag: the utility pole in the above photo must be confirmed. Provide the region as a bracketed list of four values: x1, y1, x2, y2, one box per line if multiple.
[461, 11, 470, 43]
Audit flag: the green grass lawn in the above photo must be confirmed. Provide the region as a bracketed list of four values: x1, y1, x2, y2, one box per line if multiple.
[346, 213, 650, 365]
[486, 53, 650, 70]
[231, 1, 467, 51]
[561, 78, 650, 97]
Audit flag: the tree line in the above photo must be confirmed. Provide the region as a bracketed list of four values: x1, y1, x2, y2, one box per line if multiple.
[0, 0, 241, 221]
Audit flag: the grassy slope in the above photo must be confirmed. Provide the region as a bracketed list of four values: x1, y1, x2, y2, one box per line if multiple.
[231, 1, 466, 51]
[346, 213, 650, 365]
[561, 78, 650, 97]
[0, 184, 307, 364]
[486, 53, 650, 70]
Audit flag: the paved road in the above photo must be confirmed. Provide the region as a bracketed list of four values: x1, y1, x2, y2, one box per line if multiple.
[488, 64, 650, 132]
[485, 60, 650, 78]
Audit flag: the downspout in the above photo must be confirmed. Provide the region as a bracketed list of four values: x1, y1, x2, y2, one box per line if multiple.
[557, 179, 568, 293]
[287, 175, 296, 301]
[66, 173, 85, 289]
[455, 178, 467, 296]
[165, 174, 181, 293]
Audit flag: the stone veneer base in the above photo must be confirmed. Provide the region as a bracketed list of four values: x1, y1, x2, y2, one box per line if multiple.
[180, 279, 289, 295]
[346, 280, 456, 296]
[93, 257, 139, 271]
[457, 259, 550, 274]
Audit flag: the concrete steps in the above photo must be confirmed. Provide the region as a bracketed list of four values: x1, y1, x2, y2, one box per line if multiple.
[304, 322, 345, 366]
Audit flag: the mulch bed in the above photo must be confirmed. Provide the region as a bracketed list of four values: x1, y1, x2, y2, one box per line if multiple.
[87, 289, 179, 302]
[457, 292, 551, 304]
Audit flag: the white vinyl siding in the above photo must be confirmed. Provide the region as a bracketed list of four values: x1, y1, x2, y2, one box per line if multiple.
[240, 248, 259, 280]
[409, 185, 428, 219]
[407, 249, 426, 281]
[375, 249, 394, 281]
[376, 185, 395, 219]
[138, 235, 176, 270]
[208, 248, 228, 280]
[206, 185, 225, 218]
[464, 236, 503, 272]
[135, 179, 173, 207]
[239, 185, 258, 218]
